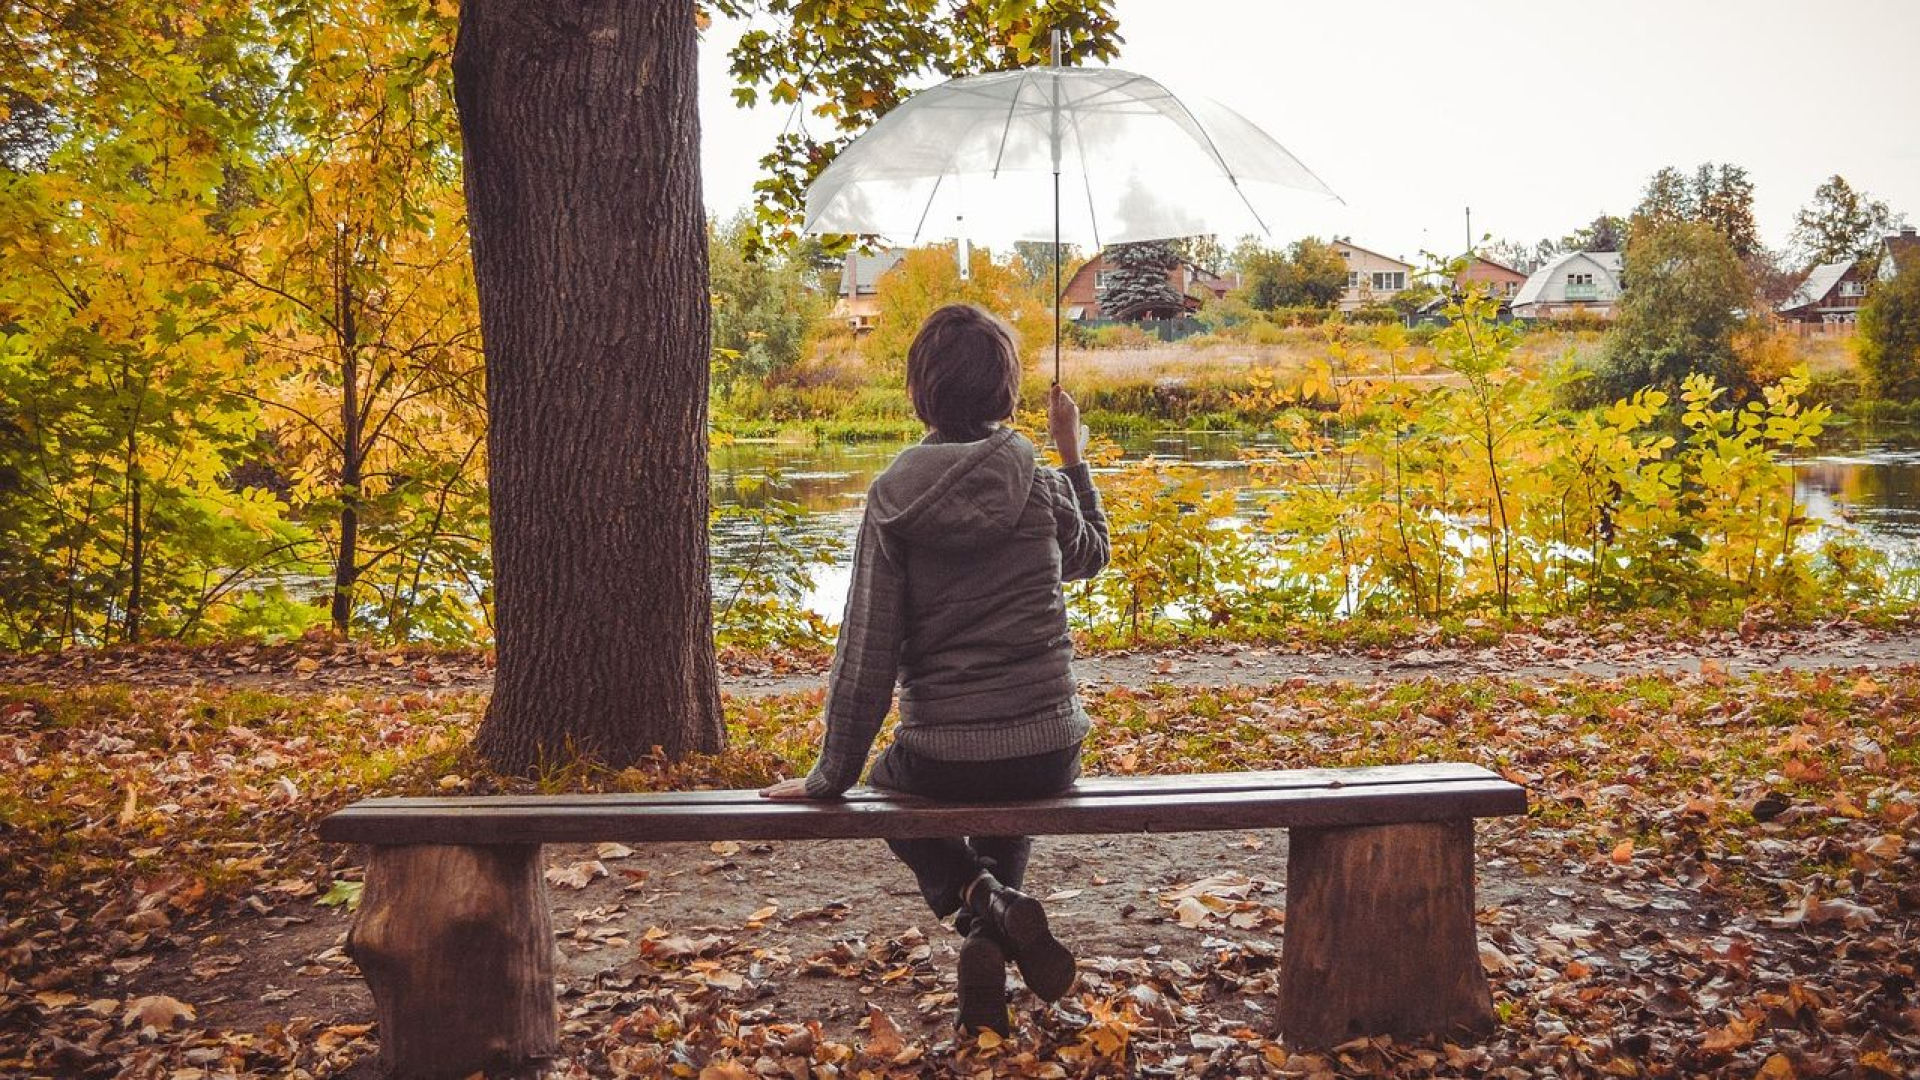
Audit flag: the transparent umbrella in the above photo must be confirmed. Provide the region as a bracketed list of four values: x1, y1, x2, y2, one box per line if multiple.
[803, 42, 1341, 381]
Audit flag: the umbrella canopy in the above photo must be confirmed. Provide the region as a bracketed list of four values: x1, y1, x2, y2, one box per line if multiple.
[802, 66, 1339, 248]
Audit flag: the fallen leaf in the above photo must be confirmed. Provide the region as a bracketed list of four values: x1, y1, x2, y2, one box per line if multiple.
[122, 995, 195, 1031]
[863, 1003, 905, 1059]
[709, 840, 740, 857]
[545, 860, 607, 890]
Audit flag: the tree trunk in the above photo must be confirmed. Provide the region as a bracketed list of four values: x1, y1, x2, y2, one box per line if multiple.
[1279, 821, 1496, 1048]
[454, 0, 723, 769]
[124, 427, 143, 644]
[333, 257, 361, 636]
[347, 844, 556, 1079]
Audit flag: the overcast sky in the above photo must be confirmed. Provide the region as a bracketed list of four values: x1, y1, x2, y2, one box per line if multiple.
[695, 0, 1920, 263]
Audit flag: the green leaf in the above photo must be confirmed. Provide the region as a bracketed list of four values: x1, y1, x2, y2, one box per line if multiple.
[318, 879, 364, 911]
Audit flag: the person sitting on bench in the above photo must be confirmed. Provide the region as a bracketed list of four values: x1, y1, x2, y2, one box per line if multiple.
[761, 302, 1110, 1035]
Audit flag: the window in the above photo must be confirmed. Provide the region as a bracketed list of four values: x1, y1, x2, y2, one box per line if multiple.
[1094, 269, 1114, 291]
[1840, 280, 1866, 298]
[1568, 273, 1595, 286]
[1347, 271, 1360, 289]
[1371, 271, 1405, 292]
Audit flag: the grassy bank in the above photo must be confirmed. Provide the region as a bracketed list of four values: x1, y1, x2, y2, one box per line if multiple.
[711, 325, 1886, 442]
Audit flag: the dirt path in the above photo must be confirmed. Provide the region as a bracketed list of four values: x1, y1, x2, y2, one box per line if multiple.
[119, 819, 1654, 1074]
[7, 621, 1917, 698]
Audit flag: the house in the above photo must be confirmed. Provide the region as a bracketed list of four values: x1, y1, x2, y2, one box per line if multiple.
[1455, 255, 1528, 301]
[831, 249, 906, 331]
[1877, 225, 1920, 284]
[1779, 260, 1871, 324]
[1510, 250, 1626, 320]
[1329, 239, 1414, 313]
[1060, 252, 1237, 321]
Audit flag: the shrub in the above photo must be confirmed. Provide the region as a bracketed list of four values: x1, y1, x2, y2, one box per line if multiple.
[1587, 220, 1754, 403]
[1858, 266, 1920, 401]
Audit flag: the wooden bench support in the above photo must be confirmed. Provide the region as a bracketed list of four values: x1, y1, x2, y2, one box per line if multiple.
[320, 765, 1525, 1071]
[346, 844, 558, 1080]
[1279, 820, 1494, 1048]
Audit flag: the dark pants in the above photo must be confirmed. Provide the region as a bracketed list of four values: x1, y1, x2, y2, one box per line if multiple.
[869, 741, 1082, 923]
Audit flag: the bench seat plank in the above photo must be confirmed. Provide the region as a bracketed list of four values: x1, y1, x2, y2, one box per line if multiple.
[331, 762, 1505, 811]
[320, 770, 1526, 845]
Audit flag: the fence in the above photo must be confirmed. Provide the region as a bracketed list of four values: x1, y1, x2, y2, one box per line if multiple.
[1077, 316, 1207, 342]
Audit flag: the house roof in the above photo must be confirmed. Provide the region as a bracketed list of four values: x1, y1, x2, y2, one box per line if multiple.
[1466, 254, 1526, 278]
[837, 249, 906, 296]
[1512, 250, 1624, 307]
[1331, 238, 1412, 270]
[1779, 260, 1854, 313]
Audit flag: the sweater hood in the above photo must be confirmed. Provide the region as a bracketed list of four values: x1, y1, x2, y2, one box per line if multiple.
[869, 428, 1038, 548]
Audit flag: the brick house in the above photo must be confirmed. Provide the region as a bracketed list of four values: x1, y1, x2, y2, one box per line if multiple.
[1060, 251, 1237, 321]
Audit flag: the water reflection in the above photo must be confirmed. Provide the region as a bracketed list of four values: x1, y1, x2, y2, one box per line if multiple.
[715, 426, 1920, 618]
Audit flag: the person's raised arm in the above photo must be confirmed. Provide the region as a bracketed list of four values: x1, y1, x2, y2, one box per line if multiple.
[1048, 385, 1109, 581]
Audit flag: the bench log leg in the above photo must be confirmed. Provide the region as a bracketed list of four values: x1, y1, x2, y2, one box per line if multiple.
[1279, 820, 1494, 1048]
[347, 843, 557, 1079]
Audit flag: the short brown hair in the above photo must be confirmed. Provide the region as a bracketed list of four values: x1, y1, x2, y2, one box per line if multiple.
[906, 304, 1022, 439]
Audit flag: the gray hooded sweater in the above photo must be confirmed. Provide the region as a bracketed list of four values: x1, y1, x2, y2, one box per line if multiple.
[803, 428, 1109, 796]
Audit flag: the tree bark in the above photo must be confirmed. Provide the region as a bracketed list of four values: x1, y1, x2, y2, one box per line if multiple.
[454, 0, 723, 768]
[347, 844, 556, 1079]
[1279, 821, 1496, 1048]
[333, 254, 361, 636]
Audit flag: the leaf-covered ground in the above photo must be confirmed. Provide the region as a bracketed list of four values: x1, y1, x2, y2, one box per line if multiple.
[2, 615, 1916, 697]
[2, 658, 1917, 1078]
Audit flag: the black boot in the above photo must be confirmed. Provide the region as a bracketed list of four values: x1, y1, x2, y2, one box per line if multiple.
[965, 873, 1076, 1003]
[954, 918, 1010, 1036]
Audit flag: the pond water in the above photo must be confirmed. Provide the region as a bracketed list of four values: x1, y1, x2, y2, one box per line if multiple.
[711, 426, 1920, 620]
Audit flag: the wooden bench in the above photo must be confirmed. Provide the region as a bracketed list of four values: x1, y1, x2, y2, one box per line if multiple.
[320, 762, 1526, 1079]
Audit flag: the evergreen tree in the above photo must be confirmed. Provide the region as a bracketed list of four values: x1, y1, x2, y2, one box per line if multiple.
[1631, 163, 1759, 259]
[1692, 163, 1760, 259]
[1585, 214, 1627, 253]
[1097, 241, 1184, 320]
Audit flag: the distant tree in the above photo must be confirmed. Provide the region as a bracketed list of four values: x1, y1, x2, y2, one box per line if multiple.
[1789, 175, 1905, 269]
[1583, 214, 1627, 253]
[867, 246, 1049, 371]
[1097, 241, 1185, 320]
[709, 214, 826, 398]
[1745, 248, 1804, 309]
[1633, 167, 1695, 232]
[1589, 220, 1755, 401]
[1858, 267, 1920, 401]
[1239, 237, 1347, 310]
[1480, 238, 1538, 274]
[1691, 163, 1759, 259]
[1521, 213, 1627, 267]
[1631, 164, 1759, 259]
[1013, 240, 1082, 295]
[1286, 238, 1350, 309]
[1170, 234, 1227, 275]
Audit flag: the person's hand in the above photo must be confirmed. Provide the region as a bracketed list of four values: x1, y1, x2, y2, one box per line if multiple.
[1049, 384, 1086, 466]
[759, 776, 814, 800]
